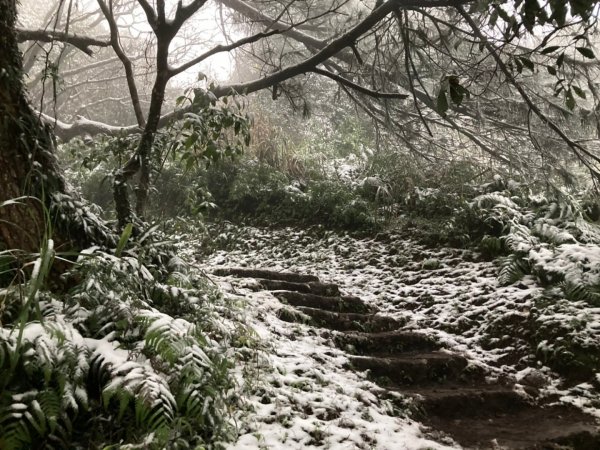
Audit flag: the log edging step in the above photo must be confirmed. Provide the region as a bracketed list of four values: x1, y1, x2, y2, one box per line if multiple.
[211, 266, 600, 448]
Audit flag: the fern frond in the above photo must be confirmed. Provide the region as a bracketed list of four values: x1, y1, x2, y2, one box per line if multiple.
[560, 280, 600, 305]
[0, 389, 65, 450]
[103, 361, 176, 430]
[532, 222, 576, 245]
[472, 192, 517, 209]
[498, 255, 530, 286]
[503, 221, 537, 253]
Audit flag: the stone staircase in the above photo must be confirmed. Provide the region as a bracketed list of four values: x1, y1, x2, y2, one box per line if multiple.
[213, 267, 600, 449]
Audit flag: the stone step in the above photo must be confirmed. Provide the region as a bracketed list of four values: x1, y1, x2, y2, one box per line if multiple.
[279, 306, 401, 332]
[335, 330, 440, 355]
[273, 291, 371, 314]
[256, 279, 340, 297]
[423, 403, 599, 449]
[213, 267, 319, 283]
[349, 352, 468, 385]
[219, 266, 599, 449]
[405, 384, 529, 419]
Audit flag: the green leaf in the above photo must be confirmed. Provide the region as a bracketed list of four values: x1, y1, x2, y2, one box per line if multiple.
[551, 0, 567, 26]
[522, 0, 540, 31]
[576, 47, 595, 59]
[449, 85, 464, 106]
[547, 65, 557, 75]
[496, 6, 511, 23]
[437, 90, 449, 115]
[116, 223, 133, 257]
[514, 57, 523, 73]
[565, 90, 576, 110]
[489, 10, 499, 28]
[457, 84, 471, 99]
[519, 56, 535, 72]
[541, 45, 560, 54]
[572, 85, 586, 99]
[556, 52, 565, 67]
[570, 0, 594, 19]
[554, 86, 564, 97]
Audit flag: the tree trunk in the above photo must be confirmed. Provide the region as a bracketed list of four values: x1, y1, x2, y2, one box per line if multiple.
[113, 76, 167, 228]
[113, 47, 170, 228]
[0, 0, 114, 260]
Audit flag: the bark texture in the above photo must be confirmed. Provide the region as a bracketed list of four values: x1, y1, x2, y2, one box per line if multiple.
[0, 0, 114, 257]
[1, 0, 53, 253]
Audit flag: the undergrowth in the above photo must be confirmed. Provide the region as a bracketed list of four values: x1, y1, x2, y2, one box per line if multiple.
[437, 177, 600, 380]
[0, 228, 258, 449]
[211, 161, 380, 230]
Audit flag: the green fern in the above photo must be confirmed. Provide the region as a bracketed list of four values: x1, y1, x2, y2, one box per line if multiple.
[561, 280, 600, 306]
[533, 222, 576, 245]
[479, 235, 504, 257]
[0, 389, 70, 450]
[1, 229, 248, 448]
[498, 255, 531, 286]
[503, 221, 537, 253]
[103, 361, 177, 430]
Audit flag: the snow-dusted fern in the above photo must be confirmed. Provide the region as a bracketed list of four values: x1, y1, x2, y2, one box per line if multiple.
[0, 236, 253, 449]
[471, 185, 600, 306]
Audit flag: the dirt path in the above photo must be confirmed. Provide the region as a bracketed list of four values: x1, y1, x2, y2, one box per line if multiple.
[214, 267, 600, 450]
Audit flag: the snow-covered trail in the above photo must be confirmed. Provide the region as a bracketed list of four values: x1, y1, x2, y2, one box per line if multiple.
[191, 224, 600, 449]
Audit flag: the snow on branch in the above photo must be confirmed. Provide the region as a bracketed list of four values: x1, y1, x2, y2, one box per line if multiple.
[16, 27, 109, 56]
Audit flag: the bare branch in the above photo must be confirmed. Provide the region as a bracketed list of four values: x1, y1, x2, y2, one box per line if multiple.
[170, 29, 281, 76]
[217, 0, 326, 50]
[59, 56, 120, 78]
[16, 27, 109, 56]
[40, 112, 143, 141]
[45, 0, 475, 142]
[173, 0, 208, 28]
[211, 0, 402, 97]
[97, 0, 146, 127]
[312, 68, 409, 99]
[136, 0, 158, 30]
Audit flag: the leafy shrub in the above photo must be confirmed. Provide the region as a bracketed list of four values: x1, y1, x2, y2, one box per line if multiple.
[206, 160, 380, 230]
[0, 234, 254, 449]
[467, 182, 600, 379]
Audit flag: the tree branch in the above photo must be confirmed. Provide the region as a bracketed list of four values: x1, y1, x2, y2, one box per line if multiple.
[136, 0, 158, 30]
[97, 0, 146, 127]
[45, 0, 474, 142]
[455, 5, 600, 178]
[312, 67, 409, 99]
[210, 0, 406, 97]
[217, 0, 326, 51]
[59, 56, 121, 78]
[170, 28, 281, 76]
[16, 27, 109, 56]
[40, 112, 143, 141]
[173, 0, 208, 28]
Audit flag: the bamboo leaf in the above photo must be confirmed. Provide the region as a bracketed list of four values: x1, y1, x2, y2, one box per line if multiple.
[116, 223, 133, 257]
[576, 46, 595, 59]
[437, 90, 448, 115]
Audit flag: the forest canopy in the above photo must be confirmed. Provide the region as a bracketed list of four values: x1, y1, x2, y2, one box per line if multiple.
[13, 0, 600, 215]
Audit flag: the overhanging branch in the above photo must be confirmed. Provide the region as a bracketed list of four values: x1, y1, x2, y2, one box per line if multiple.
[16, 27, 109, 56]
[456, 5, 600, 179]
[312, 67, 409, 99]
[170, 29, 281, 76]
[45, 0, 474, 141]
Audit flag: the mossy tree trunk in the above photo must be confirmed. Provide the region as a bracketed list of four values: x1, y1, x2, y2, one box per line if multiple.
[0, 0, 113, 260]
